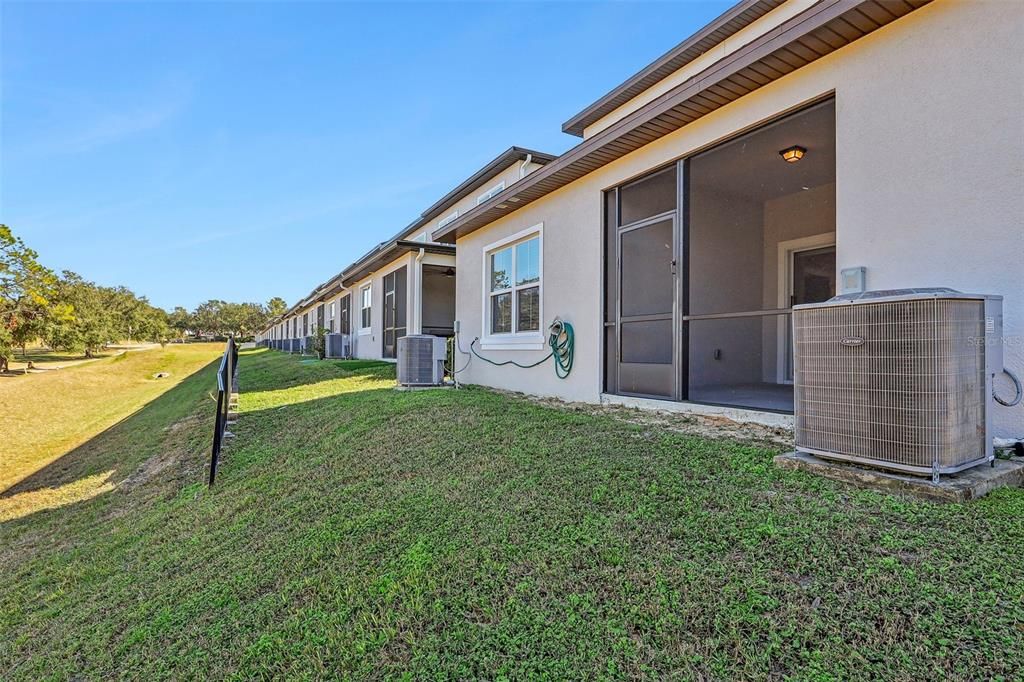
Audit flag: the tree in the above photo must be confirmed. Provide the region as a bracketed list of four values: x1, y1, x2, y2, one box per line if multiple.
[168, 307, 192, 343]
[134, 302, 170, 344]
[47, 272, 116, 358]
[189, 299, 269, 340]
[267, 297, 287, 318]
[105, 286, 151, 342]
[237, 302, 268, 338]
[0, 225, 57, 371]
[192, 300, 227, 338]
[312, 326, 327, 360]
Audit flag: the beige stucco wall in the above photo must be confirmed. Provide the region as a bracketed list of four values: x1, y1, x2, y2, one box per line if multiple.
[455, 0, 1024, 436]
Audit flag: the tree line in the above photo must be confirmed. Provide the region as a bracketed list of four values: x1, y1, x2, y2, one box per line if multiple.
[1, 225, 284, 371]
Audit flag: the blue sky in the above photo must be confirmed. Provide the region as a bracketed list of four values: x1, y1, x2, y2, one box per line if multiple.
[1, 0, 732, 311]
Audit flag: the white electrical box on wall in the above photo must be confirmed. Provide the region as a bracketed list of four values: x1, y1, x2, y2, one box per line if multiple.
[840, 266, 866, 294]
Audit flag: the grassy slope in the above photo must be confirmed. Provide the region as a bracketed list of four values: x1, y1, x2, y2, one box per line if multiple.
[1, 349, 1022, 680]
[0, 344, 223, 495]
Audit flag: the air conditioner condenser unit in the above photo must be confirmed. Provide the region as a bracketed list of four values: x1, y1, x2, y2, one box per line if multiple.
[325, 333, 350, 359]
[793, 288, 1003, 482]
[397, 335, 447, 386]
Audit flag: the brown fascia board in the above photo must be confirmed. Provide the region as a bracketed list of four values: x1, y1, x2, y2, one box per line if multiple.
[562, 0, 785, 136]
[436, 0, 929, 243]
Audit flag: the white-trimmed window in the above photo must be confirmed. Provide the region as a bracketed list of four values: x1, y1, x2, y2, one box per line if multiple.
[476, 181, 505, 206]
[483, 225, 542, 348]
[359, 284, 372, 332]
[437, 211, 458, 229]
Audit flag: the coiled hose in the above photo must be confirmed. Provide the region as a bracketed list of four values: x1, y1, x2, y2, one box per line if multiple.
[470, 318, 574, 379]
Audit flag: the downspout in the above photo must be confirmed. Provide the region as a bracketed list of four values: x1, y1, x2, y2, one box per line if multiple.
[414, 247, 426, 335]
[519, 153, 533, 179]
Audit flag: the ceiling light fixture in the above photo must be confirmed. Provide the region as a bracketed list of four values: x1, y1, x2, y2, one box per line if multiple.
[779, 145, 806, 163]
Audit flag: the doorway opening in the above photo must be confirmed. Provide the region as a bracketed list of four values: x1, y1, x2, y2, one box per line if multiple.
[421, 264, 456, 337]
[603, 98, 836, 413]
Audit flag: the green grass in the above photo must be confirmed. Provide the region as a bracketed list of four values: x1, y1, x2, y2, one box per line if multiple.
[2, 348, 1022, 679]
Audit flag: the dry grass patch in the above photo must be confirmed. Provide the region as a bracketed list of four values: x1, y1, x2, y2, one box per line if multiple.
[0, 343, 222, 496]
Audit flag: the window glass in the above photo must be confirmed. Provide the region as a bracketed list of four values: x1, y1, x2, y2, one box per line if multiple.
[360, 287, 371, 328]
[491, 292, 512, 334]
[515, 238, 539, 286]
[477, 181, 506, 205]
[486, 231, 542, 336]
[517, 287, 539, 332]
[490, 248, 512, 291]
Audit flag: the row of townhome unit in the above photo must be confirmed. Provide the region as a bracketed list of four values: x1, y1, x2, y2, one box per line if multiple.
[259, 0, 1022, 439]
[256, 148, 553, 359]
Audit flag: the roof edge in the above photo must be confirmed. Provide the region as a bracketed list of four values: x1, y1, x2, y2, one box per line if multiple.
[438, 0, 929, 243]
[561, 0, 785, 137]
[341, 240, 456, 287]
[418, 146, 556, 222]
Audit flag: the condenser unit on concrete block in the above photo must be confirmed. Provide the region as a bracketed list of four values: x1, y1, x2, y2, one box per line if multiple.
[793, 288, 1002, 481]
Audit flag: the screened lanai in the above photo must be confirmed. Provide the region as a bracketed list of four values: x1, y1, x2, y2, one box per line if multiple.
[604, 99, 836, 413]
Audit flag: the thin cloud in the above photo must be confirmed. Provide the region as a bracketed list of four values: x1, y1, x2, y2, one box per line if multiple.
[159, 177, 438, 253]
[19, 75, 193, 157]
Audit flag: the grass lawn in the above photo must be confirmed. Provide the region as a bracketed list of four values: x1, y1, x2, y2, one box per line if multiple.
[0, 343, 224, 519]
[1, 348, 1022, 679]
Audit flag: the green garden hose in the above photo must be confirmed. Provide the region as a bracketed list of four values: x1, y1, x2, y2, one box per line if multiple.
[470, 318, 574, 379]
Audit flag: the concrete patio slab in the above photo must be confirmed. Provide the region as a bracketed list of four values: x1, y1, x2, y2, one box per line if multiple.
[774, 451, 1024, 503]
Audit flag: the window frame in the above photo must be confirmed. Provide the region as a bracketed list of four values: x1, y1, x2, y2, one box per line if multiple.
[437, 211, 459, 229]
[480, 223, 544, 350]
[476, 181, 506, 206]
[358, 283, 372, 334]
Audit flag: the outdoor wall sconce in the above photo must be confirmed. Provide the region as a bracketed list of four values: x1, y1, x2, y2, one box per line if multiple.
[779, 145, 806, 163]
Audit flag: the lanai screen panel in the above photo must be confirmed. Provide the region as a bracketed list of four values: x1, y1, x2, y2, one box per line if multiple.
[383, 267, 408, 359]
[607, 166, 679, 399]
[686, 100, 836, 412]
[338, 294, 350, 336]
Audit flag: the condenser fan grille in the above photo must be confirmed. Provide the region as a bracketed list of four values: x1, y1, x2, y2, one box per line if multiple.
[794, 298, 986, 475]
